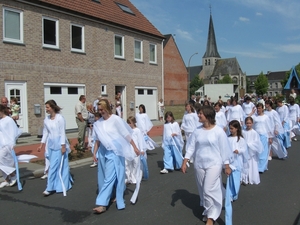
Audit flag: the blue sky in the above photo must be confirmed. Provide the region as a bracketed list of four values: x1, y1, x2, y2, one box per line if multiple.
[130, 0, 300, 75]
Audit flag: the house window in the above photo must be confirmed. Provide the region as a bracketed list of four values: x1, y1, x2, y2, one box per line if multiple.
[205, 59, 207, 66]
[3, 7, 23, 43]
[68, 87, 78, 94]
[149, 43, 157, 63]
[43, 17, 59, 48]
[147, 89, 153, 95]
[116, 3, 135, 15]
[208, 59, 210, 65]
[50, 87, 62, 94]
[101, 84, 107, 95]
[275, 83, 278, 88]
[114, 35, 124, 58]
[134, 40, 143, 61]
[71, 24, 84, 52]
[269, 83, 272, 88]
[138, 89, 144, 95]
[269, 92, 272, 96]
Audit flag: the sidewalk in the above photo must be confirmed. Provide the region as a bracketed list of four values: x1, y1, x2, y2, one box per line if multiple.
[0, 120, 165, 182]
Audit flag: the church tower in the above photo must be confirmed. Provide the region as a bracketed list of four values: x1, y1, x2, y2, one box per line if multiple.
[201, 12, 221, 80]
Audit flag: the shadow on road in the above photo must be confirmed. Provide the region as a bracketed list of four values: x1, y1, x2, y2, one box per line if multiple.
[293, 212, 300, 225]
[0, 193, 91, 224]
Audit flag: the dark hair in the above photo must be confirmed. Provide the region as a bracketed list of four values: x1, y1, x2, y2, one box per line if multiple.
[231, 98, 238, 105]
[0, 104, 9, 115]
[194, 102, 201, 112]
[10, 97, 18, 104]
[94, 112, 101, 119]
[214, 102, 222, 108]
[79, 95, 85, 101]
[45, 100, 61, 113]
[185, 102, 195, 113]
[127, 116, 137, 125]
[245, 116, 253, 124]
[199, 105, 215, 125]
[289, 97, 295, 105]
[203, 100, 210, 106]
[229, 120, 243, 141]
[139, 104, 146, 113]
[245, 96, 251, 101]
[256, 102, 264, 109]
[265, 100, 273, 107]
[164, 111, 175, 124]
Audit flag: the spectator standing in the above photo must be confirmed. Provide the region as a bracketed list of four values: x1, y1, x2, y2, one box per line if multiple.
[158, 98, 165, 122]
[75, 95, 88, 146]
[86, 102, 95, 149]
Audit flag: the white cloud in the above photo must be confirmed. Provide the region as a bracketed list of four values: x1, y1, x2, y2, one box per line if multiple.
[274, 44, 300, 53]
[239, 17, 250, 22]
[230, 0, 300, 29]
[256, 12, 263, 16]
[175, 28, 193, 41]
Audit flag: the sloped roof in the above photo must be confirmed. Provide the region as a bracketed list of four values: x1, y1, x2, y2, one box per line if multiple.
[266, 71, 287, 80]
[284, 66, 300, 89]
[203, 14, 221, 58]
[211, 57, 243, 77]
[187, 65, 202, 81]
[32, 0, 163, 38]
[163, 34, 186, 68]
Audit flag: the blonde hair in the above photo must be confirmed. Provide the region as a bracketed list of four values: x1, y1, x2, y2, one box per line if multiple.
[127, 116, 137, 125]
[98, 99, 112, 115]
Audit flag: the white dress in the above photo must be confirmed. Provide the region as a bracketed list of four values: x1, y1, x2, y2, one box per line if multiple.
[242, 129, 263, 184]
[227, 104, 245, 123]
[0, 116, 20, 179]
[215, 111, 227, 130]
[242, 102, 255, 117]
[181, 112, 199, 154]
[185, 125, 233, 221]
[135, 113, 159, 150]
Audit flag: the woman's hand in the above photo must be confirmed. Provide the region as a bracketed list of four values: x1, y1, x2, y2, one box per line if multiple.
[171, 133, 177, 137]
[37, 146, 42, 152]
[181, 159, 189, 174]
[61, 145, 66, 154]
[134, 147, 140, 156]
[224, 165, 232, 176]
[233, 150, 239, 154]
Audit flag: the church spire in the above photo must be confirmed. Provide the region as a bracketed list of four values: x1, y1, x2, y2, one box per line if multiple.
[203, 12, 221, 58]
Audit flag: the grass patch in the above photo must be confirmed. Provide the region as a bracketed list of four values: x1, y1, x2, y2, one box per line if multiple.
[165, 105, 185, 121]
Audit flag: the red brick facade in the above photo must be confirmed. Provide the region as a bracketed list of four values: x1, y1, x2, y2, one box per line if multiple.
[163, 35, 188, 105]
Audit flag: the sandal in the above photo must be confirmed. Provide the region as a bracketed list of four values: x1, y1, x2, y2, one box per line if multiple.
[93, 206, 106, 214]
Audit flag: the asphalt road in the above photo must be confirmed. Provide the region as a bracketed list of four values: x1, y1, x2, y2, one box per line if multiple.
[0, 143, 300, 225]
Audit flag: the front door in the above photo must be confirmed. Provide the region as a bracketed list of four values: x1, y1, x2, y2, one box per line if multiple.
[5, 81, 28, 133]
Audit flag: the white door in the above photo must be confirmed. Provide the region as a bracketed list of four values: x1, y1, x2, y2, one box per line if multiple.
[115, 86, 127, 120]
[5, 81, 28, 132]
[44, 84, 85, 130]
[135, 87, 158, 120]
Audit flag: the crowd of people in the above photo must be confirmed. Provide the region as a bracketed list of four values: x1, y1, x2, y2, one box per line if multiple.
[0, 91, 299, 225]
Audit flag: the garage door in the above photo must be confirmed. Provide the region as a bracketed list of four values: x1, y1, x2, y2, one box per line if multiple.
[44, 84, 85, 130]
[135, 87, 157, 120]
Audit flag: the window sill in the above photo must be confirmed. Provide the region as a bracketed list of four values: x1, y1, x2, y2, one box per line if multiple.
[3, 40, 25, 46]
[43, 46, 61, 51]
[134, 60, 144, 64]
[71, 50, 86, 55]
[114, 57, 126, 61]
[149, 62, 158, 66]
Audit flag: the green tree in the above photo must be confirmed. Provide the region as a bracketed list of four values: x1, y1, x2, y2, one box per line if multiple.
[254, 72, 268, 95]
[281, 62, 300, 88]
[189, 75, 204, 96]
[218, 74, 233, 84]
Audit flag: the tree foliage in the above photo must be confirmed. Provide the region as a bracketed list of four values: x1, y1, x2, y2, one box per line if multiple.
[254, 72, 268, 95]
[281, 62, 300, 88]
[190, 75, 204, 96]
[218, 74, 233, 84]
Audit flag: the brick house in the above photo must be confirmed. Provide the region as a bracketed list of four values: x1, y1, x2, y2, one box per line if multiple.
[163, 34, 187, 106]
[0, 0, 164, 135]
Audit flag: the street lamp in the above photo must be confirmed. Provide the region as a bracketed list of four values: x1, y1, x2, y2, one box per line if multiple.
[188, 52, 198, 99]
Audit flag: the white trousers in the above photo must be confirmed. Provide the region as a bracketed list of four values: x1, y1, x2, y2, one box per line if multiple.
[194, 165, 223, 221]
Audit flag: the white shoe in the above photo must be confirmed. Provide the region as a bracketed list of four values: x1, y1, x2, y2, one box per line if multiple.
[268, 156, 272, 161]
[0, 181, 10, 188]
[160, 168, 168, 174]
[41, 174, 48, 179]
[9, 176, 17, 187]
[90, 162, 97, 168]
[43, 190, 50, 196]
[293, 138, 297, 141]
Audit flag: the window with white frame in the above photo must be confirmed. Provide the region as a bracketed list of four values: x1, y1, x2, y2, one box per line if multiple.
[43, 17, 59, 48]
[71, 24, 84, 52]
[149, 43, 157, 63]
[3, 7, 23, 43]
[134, 40, 143, 61]
[101, 84, 107, 95]
[114, 35, 124, 58]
